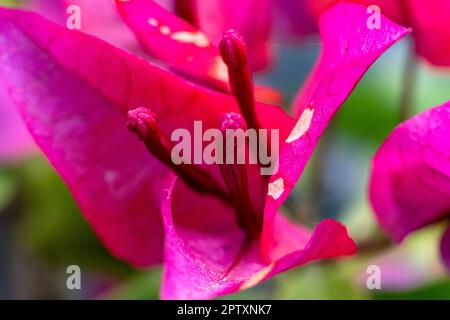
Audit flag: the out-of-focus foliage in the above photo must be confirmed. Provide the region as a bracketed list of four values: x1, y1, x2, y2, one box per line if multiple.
[0, 0, 20, 7]
[372, 280, 450, 300]
[274, 262, 366, 299]
[0, 168, 17, 212]
[17, 156, 133, 276]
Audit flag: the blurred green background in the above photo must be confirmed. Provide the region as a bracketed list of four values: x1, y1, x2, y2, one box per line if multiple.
[0, 0, 449, 299]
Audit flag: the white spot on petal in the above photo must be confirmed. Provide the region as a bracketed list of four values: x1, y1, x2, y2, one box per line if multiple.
[268, 177, 285, 200]
[170, 31, 210, 47]
[286, 108, 314, 143]
[104, 170, 119, 190]
[208, 56, 228, 82]
[240, 263, 275, 290]
[160, 25, 171, 35]
[148, 18, 158, 27]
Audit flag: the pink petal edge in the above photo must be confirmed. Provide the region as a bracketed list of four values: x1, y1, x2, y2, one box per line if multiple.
[370, 101, 450, 241]
[161, 178, 355, 299]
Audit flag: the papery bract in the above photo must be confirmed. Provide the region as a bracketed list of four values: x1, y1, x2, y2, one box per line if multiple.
[0, 84, 35, 163]
[370, 101, 450, 271]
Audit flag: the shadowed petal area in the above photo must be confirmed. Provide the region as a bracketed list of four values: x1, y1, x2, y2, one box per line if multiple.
[407, 0, 450, 66]
[161, 179, 355, 299]
[261, 3, 409, 257]
[275, 0, 318, 38]
[115, 0, 228, 89]
[369, 101, 450, 241]
[0, 7, 292, 266]
[195, 0, 272, 71]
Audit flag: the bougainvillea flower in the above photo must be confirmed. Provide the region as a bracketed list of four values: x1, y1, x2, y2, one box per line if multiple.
[312, 0, 450, 66]
[0, 2, 407, 299]
[370, 100, 450, 271]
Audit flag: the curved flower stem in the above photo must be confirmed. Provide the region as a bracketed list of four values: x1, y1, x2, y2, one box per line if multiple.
[398, 47, 418, 122]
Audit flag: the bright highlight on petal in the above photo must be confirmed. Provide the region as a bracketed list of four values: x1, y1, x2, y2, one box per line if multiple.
[170, 31, 210, 47]
[268, 178, 285, 200]
[285, 108, 314, 143]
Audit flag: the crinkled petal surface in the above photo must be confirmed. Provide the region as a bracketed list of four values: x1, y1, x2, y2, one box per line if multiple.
[161, 179, 355, 299]
[0, 83, 35, 162]
[314, 0, 450, 66]
[0, 7, 292, 266]
[370, 101, 450, 241]
[262, 3, 409, 256]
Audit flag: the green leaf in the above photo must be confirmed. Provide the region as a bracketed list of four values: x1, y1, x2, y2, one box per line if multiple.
[18, 156, 132, 276]
[100, 269, 162, 300]
[372, 279, 450, 300]
[0, 167, 18, 212]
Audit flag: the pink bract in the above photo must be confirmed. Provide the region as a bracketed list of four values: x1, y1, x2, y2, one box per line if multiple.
[0, 84, 35, 163]
[370, 101, 450, 271]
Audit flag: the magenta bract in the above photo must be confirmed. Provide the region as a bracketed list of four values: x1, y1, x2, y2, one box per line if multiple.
[370, 101, 450, 271]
